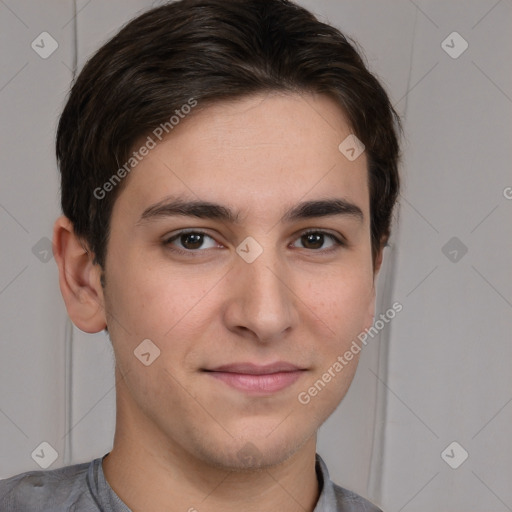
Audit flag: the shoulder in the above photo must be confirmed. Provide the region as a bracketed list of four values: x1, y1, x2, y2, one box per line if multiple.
[332, 483, 383, 512]
[315, 453, 383, 512]
[0, 460, 97, 512]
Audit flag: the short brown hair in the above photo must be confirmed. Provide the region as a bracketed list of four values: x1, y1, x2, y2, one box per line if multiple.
[56, 0, 401, 270]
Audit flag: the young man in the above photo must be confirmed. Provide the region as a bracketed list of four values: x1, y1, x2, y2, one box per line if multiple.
[0, 0, 400, 510]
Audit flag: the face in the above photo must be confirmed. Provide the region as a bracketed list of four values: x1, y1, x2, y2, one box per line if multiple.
[101, 92, 377, 470]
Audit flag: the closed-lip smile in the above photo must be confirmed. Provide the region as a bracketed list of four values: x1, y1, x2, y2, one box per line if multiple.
[203, 361, 307, 394]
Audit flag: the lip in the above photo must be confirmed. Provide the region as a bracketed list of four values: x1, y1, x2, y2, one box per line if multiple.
[206, 361, 304, 374]
[203, 362, 307, 394]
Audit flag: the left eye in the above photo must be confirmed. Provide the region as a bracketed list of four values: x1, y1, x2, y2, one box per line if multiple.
[291, 231, 342, 250]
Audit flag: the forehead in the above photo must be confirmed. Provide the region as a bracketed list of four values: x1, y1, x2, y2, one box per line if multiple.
[114, 92, 370, 224]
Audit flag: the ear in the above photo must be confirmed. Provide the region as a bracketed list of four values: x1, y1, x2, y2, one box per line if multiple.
[363, 285, 377, 334]
[363, 237, 387, 331]
[52, 216, 107, 333]
[373, 236, 386, 277]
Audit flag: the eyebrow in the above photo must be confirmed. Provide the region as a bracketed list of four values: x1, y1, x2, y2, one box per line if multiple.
[137, 196, 364, 225]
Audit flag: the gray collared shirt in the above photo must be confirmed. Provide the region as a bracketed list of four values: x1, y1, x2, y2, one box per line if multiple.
[0, 453, 383, 511]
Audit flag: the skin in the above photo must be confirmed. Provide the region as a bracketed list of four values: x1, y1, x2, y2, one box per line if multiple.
[53, 91, 383, 512]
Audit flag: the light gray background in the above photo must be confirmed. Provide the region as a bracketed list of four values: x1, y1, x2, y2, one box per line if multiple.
[1, 1, 511, 511]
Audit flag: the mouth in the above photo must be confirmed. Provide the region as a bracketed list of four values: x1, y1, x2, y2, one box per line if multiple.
[202, 362, 307, 394]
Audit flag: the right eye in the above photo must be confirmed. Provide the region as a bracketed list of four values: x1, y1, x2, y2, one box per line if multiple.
[163, 230, 223, 254]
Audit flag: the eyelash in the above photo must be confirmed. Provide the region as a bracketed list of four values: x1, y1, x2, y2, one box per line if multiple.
[163, 229, 346, 256]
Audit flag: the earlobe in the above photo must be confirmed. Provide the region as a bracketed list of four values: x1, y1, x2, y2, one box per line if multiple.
[363, 285, 377, 333]
[364, 244, 383, 332]
[365, 238, 386, 331]
[52, 216, 107, 333]
[373, 238, 386, 277]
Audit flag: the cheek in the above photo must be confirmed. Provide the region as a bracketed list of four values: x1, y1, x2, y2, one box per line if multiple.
[105, 250, 186, 335]
[105, 260, 222, 379]
[304, 265, 374, 339]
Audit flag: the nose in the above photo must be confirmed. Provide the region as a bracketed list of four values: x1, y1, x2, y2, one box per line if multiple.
[222, 248, 299, 343]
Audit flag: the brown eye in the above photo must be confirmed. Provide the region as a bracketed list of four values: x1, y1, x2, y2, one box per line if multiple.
[302, 232, 324, 249]
[292, 230, 344, 251]
[164, 230, 219, 252]
[179, 232, 204, 250]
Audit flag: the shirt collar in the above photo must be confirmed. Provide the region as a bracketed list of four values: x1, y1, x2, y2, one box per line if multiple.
[96, 452, 338, 512]
[313, 452, 338, 512]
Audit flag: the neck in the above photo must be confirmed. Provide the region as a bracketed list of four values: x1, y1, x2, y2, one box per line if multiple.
[102, 383, 320, 512]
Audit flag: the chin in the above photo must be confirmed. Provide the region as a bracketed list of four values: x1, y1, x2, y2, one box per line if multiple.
[196, 426, 314, 472]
